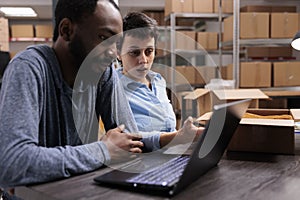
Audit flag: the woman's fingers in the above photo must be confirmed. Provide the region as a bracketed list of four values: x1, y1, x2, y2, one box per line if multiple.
[129, 147, 143, 153]
[130, 140, 144, 148]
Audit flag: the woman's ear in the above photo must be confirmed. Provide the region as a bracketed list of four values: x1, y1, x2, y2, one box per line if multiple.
[59, 18, 73, 41]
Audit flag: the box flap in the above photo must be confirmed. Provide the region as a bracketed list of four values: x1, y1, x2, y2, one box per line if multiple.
[246, 108, 290, 116]
[213, 89, 269, 100]
[240, 118, 294, 127]
[184, 88, 210, 100]
[196, 112, 212, 121]
[264, 90, 300, 97]
[290, 109, 300, 122]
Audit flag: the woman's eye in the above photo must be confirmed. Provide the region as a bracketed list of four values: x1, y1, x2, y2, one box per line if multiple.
[145, 48, 154, 56]
[128, 50, 140, 57]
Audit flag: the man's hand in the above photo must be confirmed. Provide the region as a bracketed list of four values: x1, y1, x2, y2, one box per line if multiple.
[101, 125, 144, 162]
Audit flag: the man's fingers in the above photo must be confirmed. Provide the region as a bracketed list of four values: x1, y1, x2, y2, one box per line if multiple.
[127, 133, 143, 140]
[117, 124, 125, 132]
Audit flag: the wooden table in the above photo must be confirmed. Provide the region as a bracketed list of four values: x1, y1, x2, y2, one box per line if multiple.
[15, 143, 300, 200]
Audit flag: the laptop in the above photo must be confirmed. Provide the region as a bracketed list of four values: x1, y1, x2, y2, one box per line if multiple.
[94, 99, 251, 196]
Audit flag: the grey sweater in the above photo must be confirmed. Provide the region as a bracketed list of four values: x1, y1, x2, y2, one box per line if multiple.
[0, 45, 113, 187]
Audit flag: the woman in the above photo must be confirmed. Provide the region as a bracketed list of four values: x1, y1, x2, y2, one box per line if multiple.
[116, 12, 203, 149]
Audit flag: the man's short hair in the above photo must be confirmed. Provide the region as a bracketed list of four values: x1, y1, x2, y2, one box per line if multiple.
[53, 0, 119, 42]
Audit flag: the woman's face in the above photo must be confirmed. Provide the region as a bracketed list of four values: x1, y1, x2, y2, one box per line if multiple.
[119, 35, 155, 82]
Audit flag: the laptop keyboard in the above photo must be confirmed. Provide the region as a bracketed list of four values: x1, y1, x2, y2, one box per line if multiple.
[126, 156, 190, 186]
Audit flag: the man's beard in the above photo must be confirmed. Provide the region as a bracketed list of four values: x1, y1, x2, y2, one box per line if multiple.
[69, 35, 87, 70]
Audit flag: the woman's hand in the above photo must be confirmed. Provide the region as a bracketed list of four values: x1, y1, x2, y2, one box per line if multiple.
[176, 116, 204, 144]
[159, 117, 204, 147]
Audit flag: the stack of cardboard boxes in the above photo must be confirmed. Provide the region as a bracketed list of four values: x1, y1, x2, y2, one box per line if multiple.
[10, 24, 35, 38]
[223, 5, 298, 41]
[0, 17, 9, 51]
[10, 24, 53, 39]
[9, 24, 53, 57]
[164, 0, 233, 16]
[222, 5, 300, 89]
[35, 25, 53, 38]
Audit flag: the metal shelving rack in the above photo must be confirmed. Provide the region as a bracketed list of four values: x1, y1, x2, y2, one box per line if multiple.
[164, 11, 231, 105]
[163, 7, 231, 120]
[221, 0, 298, 89]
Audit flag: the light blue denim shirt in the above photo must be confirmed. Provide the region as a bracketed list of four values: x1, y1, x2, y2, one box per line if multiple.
[117, 68, 177, 133]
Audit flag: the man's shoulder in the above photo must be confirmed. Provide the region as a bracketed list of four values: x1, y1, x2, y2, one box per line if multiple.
[6, 44, 58, 81]
[12, 44, 53, 64]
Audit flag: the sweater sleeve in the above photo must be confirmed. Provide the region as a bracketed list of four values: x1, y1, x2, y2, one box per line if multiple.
[0, 57, 110, 188]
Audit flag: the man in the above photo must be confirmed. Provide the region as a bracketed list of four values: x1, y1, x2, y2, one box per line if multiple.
[0, 0, 143, 189]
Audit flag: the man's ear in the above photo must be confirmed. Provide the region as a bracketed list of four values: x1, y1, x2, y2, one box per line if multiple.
[59, 18, 73, 41]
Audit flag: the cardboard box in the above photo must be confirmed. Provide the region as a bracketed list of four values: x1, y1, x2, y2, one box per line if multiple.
[11, 24, 34, 38]
[176, 31, 196, 50]
[273, 62, 300, 87]
[271, 6, 297, 13]
[291, 109, 300, 122]
[194, 66, 217, 85]
[174, 90, 193, 112]
[223, 64, 234, 80]
[152, 65, 196, 85]
[0, 26, 8, 37]
[246, 47, 293, 58]
[240, 5, 271, 12]
[193, 0, 213, 13]
[0, 40, 9, 51]
[35, 24, 53, 38]
[228, 109, 296, 154]
[223, 13, 269, 42]
[0, 17, 8, 25]
[224, 62, 272, 88]
[269, 47, 294, 58]
[214, 0, 233, 14]
[0, 18, 9, 51]
[240, 13, 269, 39]
[197, 32, 218, 50]
[239, 62, 272, 88]
[271, 13, 299, 39]
[198, 108, 297, 154]
[299, 13, 300, 31]
[165, 0, 193, 16]
[175, 66, 196, 84]
[184, 88, 269, 116]
[0, 18, 9, 34]
[240, 5, 296, 13]
[259, 98, 288, 109]
[152, 65, 216, 86]
[219, 66, 228, 80]
[261, 90, 300, 109]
